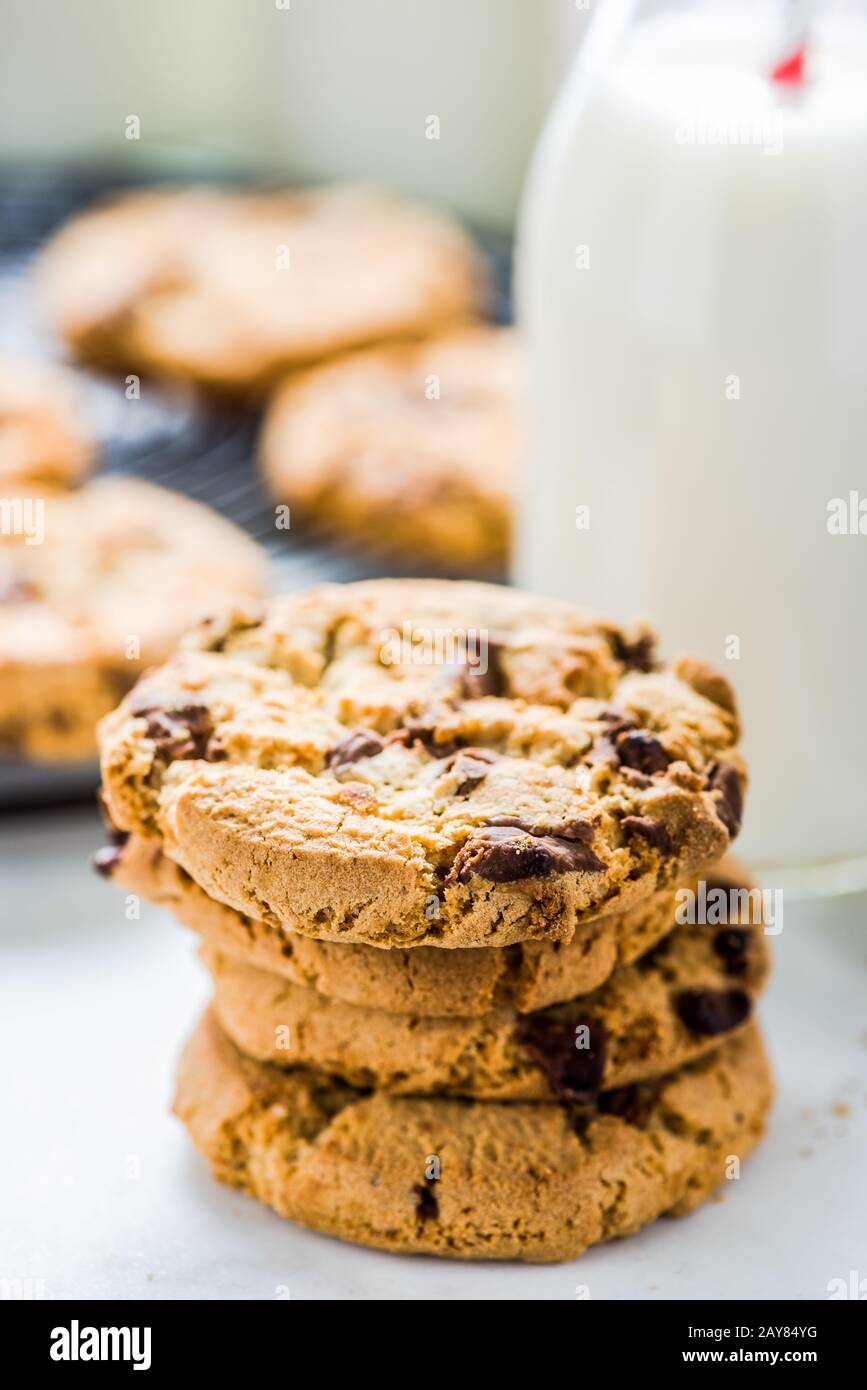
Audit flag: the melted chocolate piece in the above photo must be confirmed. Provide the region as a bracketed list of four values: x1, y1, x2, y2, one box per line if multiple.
[132, 701, 215, 762]
[598, 1083, 657, 1129]
[390, 722, 460, 759]
[460, 639, 505, 698]
[621, 814, 673, 854]
[713, 927, 751, 977]
[615, 730, 670, 775]
[610, 631, 657, 673]
[326, 728, 387, 775]
[448, 827, 600, 883]
[444, 747, 499, 795]
[413, 1182, 439, 1223]
[674, 988, 751, 1036]
[585, 713, 668, 776]
[448, 814, 606, 884]
[708, 763, 744, 837]
[516, 1014, 608, 1102]
[635, 934, 673, 973]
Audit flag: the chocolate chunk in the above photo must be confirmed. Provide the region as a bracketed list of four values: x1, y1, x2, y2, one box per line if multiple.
[516, 1014, 608, 1102]
[713, 927, 751, 977]
[460, 639, 504, 698]
[449, 815, 606, 884]
[585, 715, 669, 776]
[390, 722, 459, 759]
[635, 933, 675, 974]
[598, 1083, 657, 1129]
[674, 988, 751, 1036]
[621, 815, 673, 854]
[610, 631, 657, 673]
[585, 711, 637, 766]
[443, 746, 499, 795]
[92, 845, 124, 878]
[133, 702, 215, 762]
[615, 730, 670, 775]
[448, 827, 599, 883]
[326, 728, 387, 775]
[413, 1182, 439, 1223]
[708, 763, 744, 837]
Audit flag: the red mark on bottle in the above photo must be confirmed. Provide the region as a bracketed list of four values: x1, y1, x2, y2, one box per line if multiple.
[771, 46, 806, 85]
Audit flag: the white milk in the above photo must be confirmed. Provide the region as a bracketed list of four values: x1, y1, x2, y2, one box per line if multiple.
[516, 2, 867, 879]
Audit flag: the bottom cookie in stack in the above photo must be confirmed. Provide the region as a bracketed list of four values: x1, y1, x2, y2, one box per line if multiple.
[175, 1011, 772, 1263]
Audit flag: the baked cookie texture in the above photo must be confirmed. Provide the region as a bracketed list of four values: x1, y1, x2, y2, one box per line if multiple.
[204, 912, 770, 1100]
[110, 834, 682, 1016]
[37, 186, 487, 394]
[174, 1010, 773, 1263]
[98, 579, 746, 947]
[260, 326, 518, 573]
[0, 477, 267, 761]
[0, 356, 93, 490]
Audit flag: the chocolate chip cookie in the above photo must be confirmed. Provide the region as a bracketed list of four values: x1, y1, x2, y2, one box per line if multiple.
[0, 356, 93, 490]
[107, 833, 685, 1016]
[37, 186, 487, 394]
[98, 580, 746, 946]
[204, 904, 769, 1099]
[175, 1010, 773, 1262]
[1, 477, 266, 761]
[260, 326, 518, 572]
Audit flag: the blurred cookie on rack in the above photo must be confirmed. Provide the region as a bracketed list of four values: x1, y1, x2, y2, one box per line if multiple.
[36, 185, 488, 394]
[261, 325, 519, 573]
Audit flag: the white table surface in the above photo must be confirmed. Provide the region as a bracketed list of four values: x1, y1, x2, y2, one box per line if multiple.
[2, 804, 865, 1301]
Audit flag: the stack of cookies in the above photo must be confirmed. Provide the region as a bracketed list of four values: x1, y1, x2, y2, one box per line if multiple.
[96, 579, 772, 1262]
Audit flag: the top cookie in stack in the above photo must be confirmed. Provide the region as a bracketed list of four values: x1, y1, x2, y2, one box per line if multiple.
[98, 579, 745, 952]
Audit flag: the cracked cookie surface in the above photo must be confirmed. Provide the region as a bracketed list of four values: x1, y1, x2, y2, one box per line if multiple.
[109, 833, 686, 1016]
[1, 477, 267, 761]
[98, 579, 746, 946]
[261, 326, 518, 572]
[37, 185, 486, 394]
[174, 1010, 772, 1262]
[205, 902, 770, 1099]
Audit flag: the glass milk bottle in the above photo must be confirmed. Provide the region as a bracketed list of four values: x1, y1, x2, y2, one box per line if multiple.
[516, 0, 867, 889]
